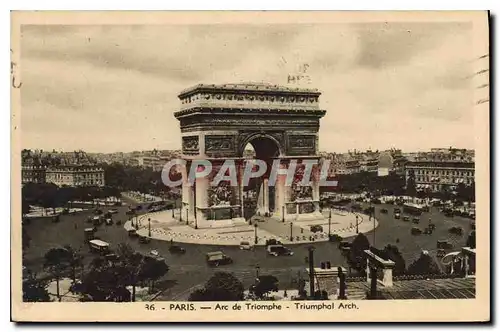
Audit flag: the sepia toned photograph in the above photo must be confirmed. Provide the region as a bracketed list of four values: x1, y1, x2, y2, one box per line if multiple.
[11, 11, 490, 322]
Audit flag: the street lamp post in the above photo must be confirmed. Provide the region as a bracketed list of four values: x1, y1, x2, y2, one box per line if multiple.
[254, 224, 258, 245]
[255, 264, 260, 279]
[290, 222, 293, 242]
[148, 218, 151, 237]
[282, 205, 285, 223]
[355, 215, 359, 234]
[372, 208, 376, 247]
[186, 208, 189, 225]
[179, 206, 182, 222]
[328, 209, 332, 237]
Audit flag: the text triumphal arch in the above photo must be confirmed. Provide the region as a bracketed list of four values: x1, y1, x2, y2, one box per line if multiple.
[174, 83, 326, 229]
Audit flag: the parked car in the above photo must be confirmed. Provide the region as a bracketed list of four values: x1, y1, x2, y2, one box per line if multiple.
[403, 216, 410, 222]
[412, 217, 420, 224]
[394, 208, 402, 214]
[239, 241, 254, 250]
[267, 245, 294, 257]
[380, 208, 388, 214]
[206, 251, 233, 267]
[310, 225, 323, 233]
[394, 213, 401, 219]
[150, 250, 159, 257]
[105, 218, 113, 226]
[169, 245, 186, 254]
[436, 249, 446, 258]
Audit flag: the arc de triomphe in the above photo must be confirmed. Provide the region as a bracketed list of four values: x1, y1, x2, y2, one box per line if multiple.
[174, 83, 326, 229]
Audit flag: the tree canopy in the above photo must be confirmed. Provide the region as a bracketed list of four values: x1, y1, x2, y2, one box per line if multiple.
[407, 252, 441, 275]
[347, 233, 371, 272]
[188, 272, 244, 301]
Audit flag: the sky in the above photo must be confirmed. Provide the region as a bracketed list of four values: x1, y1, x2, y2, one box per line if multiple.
[20, 22, 477, 153]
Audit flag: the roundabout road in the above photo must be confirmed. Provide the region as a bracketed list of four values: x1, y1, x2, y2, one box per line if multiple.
[23, 201, 473, 301]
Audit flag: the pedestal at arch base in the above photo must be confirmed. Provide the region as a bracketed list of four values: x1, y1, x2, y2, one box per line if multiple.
[195, 205, 247, 229]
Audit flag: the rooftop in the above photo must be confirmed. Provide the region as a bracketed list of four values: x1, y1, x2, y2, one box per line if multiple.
[178, 82, 321, 98]
[347, 277, 475, 300]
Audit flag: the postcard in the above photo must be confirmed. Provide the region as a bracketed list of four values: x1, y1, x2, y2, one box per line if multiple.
[11, 10, 490, 322]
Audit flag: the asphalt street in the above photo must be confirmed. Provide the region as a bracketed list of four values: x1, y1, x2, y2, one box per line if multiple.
[22, 200, 473, 300]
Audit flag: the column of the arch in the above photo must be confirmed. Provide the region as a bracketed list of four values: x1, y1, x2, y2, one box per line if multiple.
[274, 159, 289, 222]
[238, 160, 245, 220]
[257, 178, 270, 216]
[311, 161, 321, 214]
[195, 163, 210, 228]
[180, 163, 189, 222]
[185, 160, 196, 227]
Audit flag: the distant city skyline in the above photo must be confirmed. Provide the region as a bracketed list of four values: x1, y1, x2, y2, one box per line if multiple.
[20, 145, 474, 156]
[21, 23, 476, 153]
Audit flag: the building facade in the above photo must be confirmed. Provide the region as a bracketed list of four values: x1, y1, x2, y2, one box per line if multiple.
[405, 160, 475, 192]
[45, 166, 105, 187]
[21, 165, 47, 184]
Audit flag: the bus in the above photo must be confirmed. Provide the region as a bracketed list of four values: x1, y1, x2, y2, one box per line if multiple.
[403, 203, 427, 216]
[89, 239, 110, 254]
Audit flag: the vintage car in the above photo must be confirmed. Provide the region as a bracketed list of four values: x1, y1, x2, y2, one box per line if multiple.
[239, 241, 254, 250]
[206, 251, 233, 267]
[267, 245, 294, 257]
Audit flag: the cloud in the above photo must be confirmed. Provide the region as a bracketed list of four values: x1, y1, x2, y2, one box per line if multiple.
[20, 22, 476, 153]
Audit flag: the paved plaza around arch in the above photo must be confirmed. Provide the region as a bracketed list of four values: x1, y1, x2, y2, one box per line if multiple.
[128, 208, 378, 246]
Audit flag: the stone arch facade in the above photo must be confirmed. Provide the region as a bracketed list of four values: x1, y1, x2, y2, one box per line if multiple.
[174, 82, 326, 229]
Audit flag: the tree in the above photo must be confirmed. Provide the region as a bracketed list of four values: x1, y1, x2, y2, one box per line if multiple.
[371, 245, 406, 276]
[77, 264, 131, 302]
[407, 252, 441, 275]
[23, 275, 50, 302]
[44, 247, 73, 301]
[116, 243, 147, 302]
[141, 257, 169, 293]
[253, 275, 279, 299]
[188, 272, 244, 301]
[62, 245, 83, 283]
[347, 233, 370, 272]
